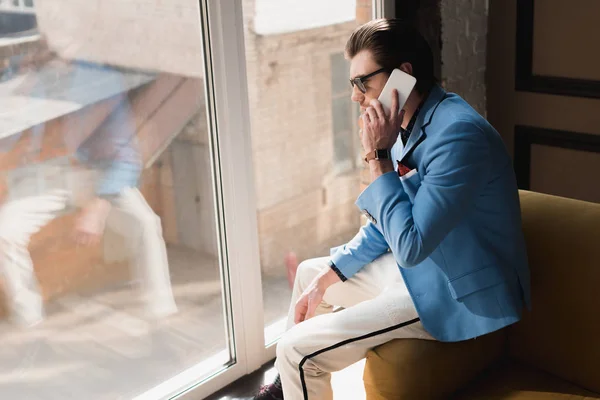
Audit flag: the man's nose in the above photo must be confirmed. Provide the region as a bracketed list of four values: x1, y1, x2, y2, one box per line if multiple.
[351, 85, 364, 104]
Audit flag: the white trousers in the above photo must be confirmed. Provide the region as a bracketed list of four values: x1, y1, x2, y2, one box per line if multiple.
[0, 186, 176, 326]
[275, 253, 434, 400]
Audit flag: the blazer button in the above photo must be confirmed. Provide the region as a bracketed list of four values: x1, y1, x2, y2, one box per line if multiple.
[362, 209, 377, 225]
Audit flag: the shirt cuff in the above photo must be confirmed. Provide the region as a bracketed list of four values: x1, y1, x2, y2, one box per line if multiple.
[328, 259, 347, 282]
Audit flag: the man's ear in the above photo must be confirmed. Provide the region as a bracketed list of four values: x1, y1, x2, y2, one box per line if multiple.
[399, 62, 414, 76]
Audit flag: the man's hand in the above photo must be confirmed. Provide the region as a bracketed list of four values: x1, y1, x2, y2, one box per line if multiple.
[294, 267, 341, 324]
[73, 197, 112, 246]
[361, 89, 405, 153]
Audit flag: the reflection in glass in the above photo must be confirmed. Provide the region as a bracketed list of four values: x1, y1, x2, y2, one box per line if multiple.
[0, 61, 177, 328]
[0, 1, 231, 398]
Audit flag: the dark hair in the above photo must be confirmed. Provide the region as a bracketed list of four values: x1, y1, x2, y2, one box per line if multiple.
[345, 18, 436, 94]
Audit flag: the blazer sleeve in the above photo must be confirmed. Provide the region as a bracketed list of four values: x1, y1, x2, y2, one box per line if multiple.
[329, 220, 390, 281]
[355, 120, 491, 268]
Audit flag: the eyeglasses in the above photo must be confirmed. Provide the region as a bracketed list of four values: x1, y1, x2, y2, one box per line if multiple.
[349, 67, 389, 94]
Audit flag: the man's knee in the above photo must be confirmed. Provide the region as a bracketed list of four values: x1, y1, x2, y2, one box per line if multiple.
[276, 326, 306, 364]
[276, 323, 327, 378]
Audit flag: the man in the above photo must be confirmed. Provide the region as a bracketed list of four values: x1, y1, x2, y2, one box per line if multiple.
[0, 59, 177, 327]
[254, 18, 531, 400]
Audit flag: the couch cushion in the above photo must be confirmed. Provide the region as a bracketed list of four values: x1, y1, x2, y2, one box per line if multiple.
[453, 361, 600, 399]
[509, 191, 600, 393]
[363, 330, 506, 400]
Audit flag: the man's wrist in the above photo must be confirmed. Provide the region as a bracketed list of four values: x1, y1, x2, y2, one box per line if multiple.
[369, 159, 394, 179]
[318, 265, 343, 291]
[363, 148, 391, 164]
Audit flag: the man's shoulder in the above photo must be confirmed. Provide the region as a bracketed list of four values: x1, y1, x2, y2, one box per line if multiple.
[433, 94, 485, 125]
[424, 95, 495, 143]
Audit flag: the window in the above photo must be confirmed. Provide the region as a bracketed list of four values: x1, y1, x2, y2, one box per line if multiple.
[0, 0, 385, 398]
[0, 1, 240, 399]
[331, 52, 360, 174]
[241, 0, 368, 347]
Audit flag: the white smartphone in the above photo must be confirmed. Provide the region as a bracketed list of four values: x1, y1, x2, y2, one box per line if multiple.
[377, 68, 417, 115]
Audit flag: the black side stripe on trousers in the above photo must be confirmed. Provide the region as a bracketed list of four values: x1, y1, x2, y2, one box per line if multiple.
[298, 317, 421, 400]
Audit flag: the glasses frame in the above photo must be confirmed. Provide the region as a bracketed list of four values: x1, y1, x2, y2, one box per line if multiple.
[349, 67, 389, 94]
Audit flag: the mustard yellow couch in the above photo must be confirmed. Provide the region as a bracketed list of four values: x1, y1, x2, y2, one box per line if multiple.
[363, 190, 600, 399]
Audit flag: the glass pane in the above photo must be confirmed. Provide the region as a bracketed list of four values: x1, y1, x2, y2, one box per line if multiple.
[0, 1, 233, 398]
[330, 52, 350, 94]
[241, 0, 365, 344]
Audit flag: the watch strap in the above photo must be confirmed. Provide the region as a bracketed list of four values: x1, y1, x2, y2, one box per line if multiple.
[364, 149, 391, 163]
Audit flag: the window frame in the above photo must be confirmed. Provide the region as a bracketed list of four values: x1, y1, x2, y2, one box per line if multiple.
[173, 0, 388, 397]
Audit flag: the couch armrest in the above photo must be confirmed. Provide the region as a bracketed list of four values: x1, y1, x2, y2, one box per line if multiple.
[363, 329, 506, 400]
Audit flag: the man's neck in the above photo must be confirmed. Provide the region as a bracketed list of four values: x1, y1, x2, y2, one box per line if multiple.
[401, 90, 427, 129]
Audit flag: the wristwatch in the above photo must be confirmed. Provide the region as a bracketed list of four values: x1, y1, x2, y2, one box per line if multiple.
[364, 149, 391, 163]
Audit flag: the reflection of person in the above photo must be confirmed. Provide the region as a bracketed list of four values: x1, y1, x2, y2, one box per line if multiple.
[254, 19, 530, 400]
[0, 60, 177, 327]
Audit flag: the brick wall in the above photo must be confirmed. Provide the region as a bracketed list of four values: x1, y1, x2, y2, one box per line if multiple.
[410, 0, 442, 84]
[243, 0, 364, 273]
[441, 0, 488, 116]
[396, 0, 487, 115]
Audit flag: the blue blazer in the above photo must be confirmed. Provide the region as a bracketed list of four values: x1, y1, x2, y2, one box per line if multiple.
[330, 85, 531, 342]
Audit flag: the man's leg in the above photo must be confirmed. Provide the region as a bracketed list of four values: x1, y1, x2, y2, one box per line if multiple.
[284, 253, 400, 330]
[0, 190, 69, 327]
[105, 187, 177, 319]
[275, 253, 433, 400]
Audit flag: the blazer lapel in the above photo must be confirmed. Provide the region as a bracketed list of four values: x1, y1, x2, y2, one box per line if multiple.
[399, 85, 447, 162]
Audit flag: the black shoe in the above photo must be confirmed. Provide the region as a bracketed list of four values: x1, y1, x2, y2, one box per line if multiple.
[253, 374, 284, 399]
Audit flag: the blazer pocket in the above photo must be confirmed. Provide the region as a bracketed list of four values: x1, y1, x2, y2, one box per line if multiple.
[400, 168, 421, 203]
[447, 264, 506, 300]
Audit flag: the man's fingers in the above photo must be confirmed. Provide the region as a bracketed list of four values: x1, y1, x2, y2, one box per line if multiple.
[294, 297, 308, 324]
[366, 107, 378, 123]
[305, 298, 316, 320]
[390, 89, 399, 118]
[294, 305, 303, 324]
[362, 112, 371, 128]
[370, 99, 386, 120]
